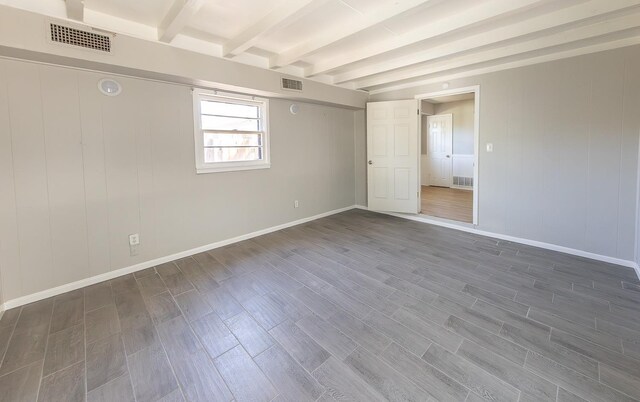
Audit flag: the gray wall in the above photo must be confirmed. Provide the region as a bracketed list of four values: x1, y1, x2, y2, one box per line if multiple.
[354, 110, 367, 206]
[420, 100, 435, 115]
[370, 45, 640, 261]
[0, 58, 358, 302]
[434, 100, 474, 155]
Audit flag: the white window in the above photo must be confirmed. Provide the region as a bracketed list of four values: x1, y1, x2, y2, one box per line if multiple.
[193, 90, 270, 173]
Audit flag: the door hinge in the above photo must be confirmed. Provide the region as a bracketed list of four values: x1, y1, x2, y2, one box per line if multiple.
[417, 109, 420, 115]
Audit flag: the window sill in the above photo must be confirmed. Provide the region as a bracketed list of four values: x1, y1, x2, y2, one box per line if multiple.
[196, 163, 271, 174]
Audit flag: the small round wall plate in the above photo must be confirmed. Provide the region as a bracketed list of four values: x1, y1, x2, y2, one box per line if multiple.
[98, 78, 122, 96]
[289, 104, 299, 115]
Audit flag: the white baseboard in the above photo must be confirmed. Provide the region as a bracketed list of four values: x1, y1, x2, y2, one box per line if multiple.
[5, 203, 638, 310]
[1, 205, 357, 311]
[355, 205, 640, 280]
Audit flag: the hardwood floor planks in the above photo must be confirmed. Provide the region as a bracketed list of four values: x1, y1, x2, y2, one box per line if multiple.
[0, 209, 639, 401]
[214, 345, 277, 402]
[254, 345, 324, 402]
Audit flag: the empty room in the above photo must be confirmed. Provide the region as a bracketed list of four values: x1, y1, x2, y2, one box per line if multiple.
[0, 1, 640, 401]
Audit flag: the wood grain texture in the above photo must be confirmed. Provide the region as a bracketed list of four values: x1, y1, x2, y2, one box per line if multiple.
[37, 361, 85, 402]
[0, 210, 639, 401]
[269, 320, 330, 372]
[42, 324, 84, 376]
[421, 185, 472, 223]
[127, 346, 178, 402]
[254, 345, 324, 402]
[214, 345, 277, 402]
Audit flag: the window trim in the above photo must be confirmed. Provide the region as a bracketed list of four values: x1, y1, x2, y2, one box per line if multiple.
[193, 89, 270, 174]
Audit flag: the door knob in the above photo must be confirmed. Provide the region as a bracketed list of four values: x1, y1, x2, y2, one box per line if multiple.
[446, 155, 450, 158]
[368, 160, 373, 165]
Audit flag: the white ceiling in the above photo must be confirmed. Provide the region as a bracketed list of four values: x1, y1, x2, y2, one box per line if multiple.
[4, 0, 640, 94]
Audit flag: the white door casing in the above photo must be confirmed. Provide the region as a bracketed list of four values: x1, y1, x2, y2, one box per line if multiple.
[366, 100, 419, 213]
[426, 113, 453, 187]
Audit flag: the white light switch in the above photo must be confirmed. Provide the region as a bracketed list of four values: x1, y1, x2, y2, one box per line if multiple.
[486, 143, 494, 152]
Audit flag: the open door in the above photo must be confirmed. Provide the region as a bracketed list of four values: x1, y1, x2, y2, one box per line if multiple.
[367, 100, 419, 213]
[426, 114, 453, 187]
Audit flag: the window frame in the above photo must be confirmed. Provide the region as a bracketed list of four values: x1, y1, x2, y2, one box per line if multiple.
[193, 89, 270, 174]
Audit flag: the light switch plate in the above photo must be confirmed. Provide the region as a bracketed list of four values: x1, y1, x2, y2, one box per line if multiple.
[486, 143, 494, 152]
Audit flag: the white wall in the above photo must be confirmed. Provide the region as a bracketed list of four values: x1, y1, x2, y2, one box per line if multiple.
[0, 58, 358, 302]
[370, 45, 640, 261]
[434, 99, 474, 155]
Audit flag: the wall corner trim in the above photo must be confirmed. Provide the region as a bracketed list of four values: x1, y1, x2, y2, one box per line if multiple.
[357, 206, 640, 281]
[1, 205, 357, 311]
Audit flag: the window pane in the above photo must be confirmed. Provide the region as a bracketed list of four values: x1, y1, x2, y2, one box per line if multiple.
[201, 115, 259, 131]
[204, 132, 262, 147]
[204, 147, 262, 163]
[200, 100, 259, 118]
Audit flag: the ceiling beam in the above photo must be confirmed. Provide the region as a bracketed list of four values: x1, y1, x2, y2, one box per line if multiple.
[355, 12, 640, 89]
[304, 0, 545, 77]
[270, 0, 434, 68]
[158, 0, 205, 43]
[335, 0, 640, 85]
[368, 35, 640, 95]
[65, 0, 84, 21]
[223, 0, 328, 58]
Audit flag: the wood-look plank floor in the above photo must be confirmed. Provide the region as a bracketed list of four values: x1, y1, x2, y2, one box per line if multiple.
[421, 185, 473, 223]
[1, 209, 640, 401]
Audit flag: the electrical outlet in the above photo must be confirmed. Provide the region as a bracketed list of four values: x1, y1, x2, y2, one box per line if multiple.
[129, 233, 140, 256]
[294, 200, 299, 208]
[129, 233, 140, 246]
[129, 244, 139, 256]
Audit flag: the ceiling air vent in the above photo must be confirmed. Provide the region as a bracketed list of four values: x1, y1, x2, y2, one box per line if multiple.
[50, 23, 111, 53]
[281, 77, 303, 91]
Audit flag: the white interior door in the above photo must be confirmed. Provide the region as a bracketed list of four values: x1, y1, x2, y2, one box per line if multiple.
[367, 100, 419, 213]
[426, 114, 453, 187]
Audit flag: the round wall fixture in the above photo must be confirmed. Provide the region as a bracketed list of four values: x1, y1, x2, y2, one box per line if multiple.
[289, 104, 300, 115]
[98, 78, 122, 96]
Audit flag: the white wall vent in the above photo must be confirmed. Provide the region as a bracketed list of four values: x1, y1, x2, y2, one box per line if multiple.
[50, 23, 111, 53]
[281, 77, 303, 91]
[453, 176, 473, 187]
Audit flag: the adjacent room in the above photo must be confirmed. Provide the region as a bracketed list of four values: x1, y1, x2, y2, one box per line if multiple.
[0, 1, 639, 401]
[420, 92, 477, 223]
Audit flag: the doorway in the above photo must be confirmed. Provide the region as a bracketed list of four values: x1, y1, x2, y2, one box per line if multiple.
[417, 86, 479, 224]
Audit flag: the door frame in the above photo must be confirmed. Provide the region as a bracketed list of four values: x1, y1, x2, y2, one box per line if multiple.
[415, 85, 480, 226]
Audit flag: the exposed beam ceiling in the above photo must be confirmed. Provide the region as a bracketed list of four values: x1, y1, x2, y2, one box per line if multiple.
[65, 0, 84, 21]
[223, 0, 328, 58]
[270, 0, 435, 68]
[368, 35, 640, 94]
[158, 0, 205, 43]
[346, 3, 640, 88]
[304, 0, 545, 77]
[4, 0, 640, 94]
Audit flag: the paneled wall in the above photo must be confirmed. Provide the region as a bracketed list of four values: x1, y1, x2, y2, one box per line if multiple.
[370, 45, 640, 261]
[0, 58, 358, 302]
